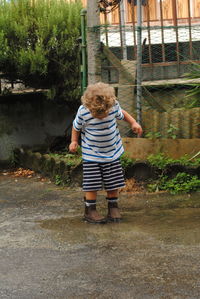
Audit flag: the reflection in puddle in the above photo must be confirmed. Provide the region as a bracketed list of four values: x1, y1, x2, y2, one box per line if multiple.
[39, 206, 200, 246]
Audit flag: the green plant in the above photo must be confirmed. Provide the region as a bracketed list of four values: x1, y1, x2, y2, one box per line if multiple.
[160, 173, 200, 194]
[49, 150, 82, 167]
[147, 153, 172, 169]
[147, 153, 200, 170]
[167, 124, 178, 139]
[145, 131, 162, 139]
[55, 174, 62, 186]
[120, 153, 136, 169]
[147, 181, 160, 193]
[148, 172, 200, 194]
[184, 62, 200, 107]
[0, 0, 82, 103]
[76, 146, 82, 156]
[147, 153, 200, 194]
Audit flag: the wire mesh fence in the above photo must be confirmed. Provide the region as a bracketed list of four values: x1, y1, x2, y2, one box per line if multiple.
[93, 23, 200, 138]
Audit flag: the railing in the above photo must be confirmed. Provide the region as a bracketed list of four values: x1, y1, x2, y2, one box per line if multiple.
[103, 0, 200, 25]
[100, 0, 200, 66]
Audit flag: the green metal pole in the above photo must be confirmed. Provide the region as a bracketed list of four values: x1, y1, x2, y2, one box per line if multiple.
[136, 0, 142, 126]
[81, 8, 87, 94]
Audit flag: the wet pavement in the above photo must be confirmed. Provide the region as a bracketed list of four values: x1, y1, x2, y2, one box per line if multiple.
[0, 172, 200, 299]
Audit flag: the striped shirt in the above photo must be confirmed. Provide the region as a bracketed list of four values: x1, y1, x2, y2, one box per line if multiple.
[73, 101, 125, 163]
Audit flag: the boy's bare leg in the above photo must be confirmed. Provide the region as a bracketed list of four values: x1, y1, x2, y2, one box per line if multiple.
[106, 189, 122, 222]
[85, 191, 97, 200]
[106, 189, 118, 198]
[84, 191, 106, 224]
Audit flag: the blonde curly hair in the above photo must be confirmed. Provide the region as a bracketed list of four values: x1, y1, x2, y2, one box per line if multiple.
[81, 82, 116, 118]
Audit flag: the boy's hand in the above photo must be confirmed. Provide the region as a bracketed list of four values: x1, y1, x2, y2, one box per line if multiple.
[122, 110, 143, 137]
[131, 122, 143, 137]
[69, 141, 78, 153]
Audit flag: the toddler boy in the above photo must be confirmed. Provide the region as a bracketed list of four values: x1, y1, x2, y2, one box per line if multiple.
[69, 82, 142, 223]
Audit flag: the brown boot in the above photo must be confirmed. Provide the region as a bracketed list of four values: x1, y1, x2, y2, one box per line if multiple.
[84, 204, 107, 224]
[107, 201, 122, 222]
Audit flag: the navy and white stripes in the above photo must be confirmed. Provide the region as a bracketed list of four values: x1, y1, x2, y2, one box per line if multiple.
[73, 101, 124, 163]
[83, 160, 125, 191]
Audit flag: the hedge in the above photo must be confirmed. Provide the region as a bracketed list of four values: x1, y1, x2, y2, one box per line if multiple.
[0, 0, 82, 103]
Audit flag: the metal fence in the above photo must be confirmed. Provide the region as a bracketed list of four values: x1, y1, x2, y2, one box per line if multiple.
[100, 0, 200, 69]
[97, 22, 200, 137]
[100, 24, 200, 76]
[84, 0, 200, 137]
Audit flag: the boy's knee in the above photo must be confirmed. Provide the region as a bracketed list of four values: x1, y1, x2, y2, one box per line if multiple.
[107, 189, 118, 198]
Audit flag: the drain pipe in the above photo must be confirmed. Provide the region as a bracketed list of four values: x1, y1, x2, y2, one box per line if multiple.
[81, 8, 87, 93]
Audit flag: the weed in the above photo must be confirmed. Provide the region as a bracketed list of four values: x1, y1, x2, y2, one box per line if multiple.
[147, 153, 172, 169]
[167, 124, 178, 139]
[147, 153, 200, 194]
[120, 153, 136, 169]
[145, 131, 162, 139]
[161, 173, 200, 194]
[55, 175, 62, 186]
[49, 150, 82, 167]
[147, 153, 200, 169]
[148, 173, 200, 194]
[184, 62, 200, 107]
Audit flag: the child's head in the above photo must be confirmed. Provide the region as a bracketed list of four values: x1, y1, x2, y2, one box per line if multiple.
[81, 82, 116, 118]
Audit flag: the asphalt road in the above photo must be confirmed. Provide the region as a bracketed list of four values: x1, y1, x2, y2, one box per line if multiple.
[0, 171, 200, 299]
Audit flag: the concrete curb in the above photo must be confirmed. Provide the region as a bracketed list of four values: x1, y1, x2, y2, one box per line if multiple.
[14, 148, 199, 185]
[14, 148, 82, 187]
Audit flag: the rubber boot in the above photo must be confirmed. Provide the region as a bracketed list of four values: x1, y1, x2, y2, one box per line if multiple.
[84, 204, 107, 224]
[107, 201, 122, 222]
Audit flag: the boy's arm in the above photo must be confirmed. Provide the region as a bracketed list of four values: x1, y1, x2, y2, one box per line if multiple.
[69, 127, 80, 152]
[122, 109, 143, 137]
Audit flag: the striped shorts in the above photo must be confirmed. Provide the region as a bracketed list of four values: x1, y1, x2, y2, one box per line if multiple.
[82, 159, 125, 191]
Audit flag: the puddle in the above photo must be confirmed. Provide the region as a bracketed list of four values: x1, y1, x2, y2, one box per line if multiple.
[38, 192, 200, 246]
[125, 207, 200, 245]
[39, 204, 200, 246]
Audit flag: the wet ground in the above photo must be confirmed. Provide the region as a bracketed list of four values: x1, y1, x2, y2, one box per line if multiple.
[0, 171, 200, 299]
